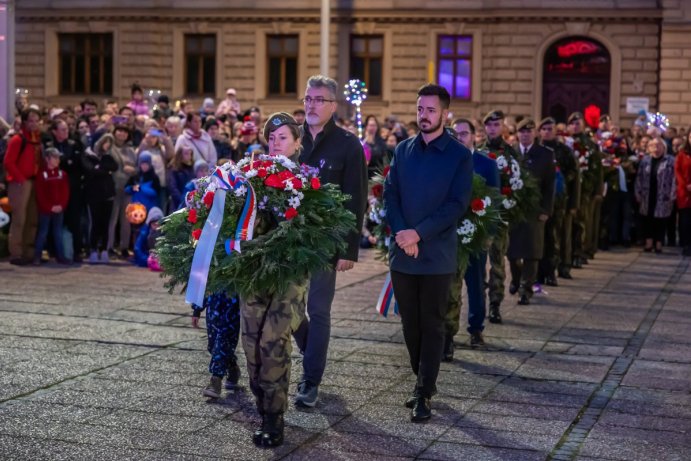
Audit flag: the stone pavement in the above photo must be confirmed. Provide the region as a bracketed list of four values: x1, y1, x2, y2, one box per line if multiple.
[0, 247, 690, 460]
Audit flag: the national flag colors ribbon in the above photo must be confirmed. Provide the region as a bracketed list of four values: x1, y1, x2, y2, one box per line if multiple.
[185, 167, 257, 306]
[376, 273, 398, 317]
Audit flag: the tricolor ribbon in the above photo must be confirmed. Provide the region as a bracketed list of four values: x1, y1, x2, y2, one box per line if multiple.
[185, 167, 257, 306]
[376, 272, 398, 317]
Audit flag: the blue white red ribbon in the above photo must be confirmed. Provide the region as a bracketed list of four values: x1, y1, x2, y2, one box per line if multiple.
[185, 167, 257, 306]
[376, 273, 398, 317]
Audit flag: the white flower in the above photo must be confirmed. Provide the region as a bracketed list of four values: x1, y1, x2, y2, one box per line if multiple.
[496, 157, 508, 169]
[297, 191, 304, 200]
[379, 208, 386, 217]
[284, 180, 294, 191]
[288, 196, 301, 208]
[461, 236, 472, 244]
[369, 210, 382, 224]
[510, 178, 524, 191]
[502, 198, 516, 209]
[483, 196, 492, 208]
[474, 208, 486, 217]
[457, 219, 476, 236]
[510, 160, 520, 176]
[206, 181, 218, 193]
[234, 185, 247, 197]
[244, 169, 258, 179]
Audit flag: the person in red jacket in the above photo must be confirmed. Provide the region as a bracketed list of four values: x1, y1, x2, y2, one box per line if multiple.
[33, 147, 70, 265]
[675, 133, 691, 256]
[3, 108, 42, 265]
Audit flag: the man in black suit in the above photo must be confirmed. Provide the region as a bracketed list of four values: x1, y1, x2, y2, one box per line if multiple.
[507, 118, 555, 305]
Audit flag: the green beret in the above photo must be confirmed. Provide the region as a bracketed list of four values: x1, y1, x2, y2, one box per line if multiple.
[538, 117, 556, 129]
[482, 110, 505, 125]
[517, 118, 536, 131]
[567, 112, 583, 124]
[263, 112, 299, 141]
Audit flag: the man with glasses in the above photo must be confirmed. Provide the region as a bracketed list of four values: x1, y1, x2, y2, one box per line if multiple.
[442, 118, 500, 357]
[293, 75, 368, 408]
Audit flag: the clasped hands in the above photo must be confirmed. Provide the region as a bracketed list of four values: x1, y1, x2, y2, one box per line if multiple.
[396, 229, 420, 258]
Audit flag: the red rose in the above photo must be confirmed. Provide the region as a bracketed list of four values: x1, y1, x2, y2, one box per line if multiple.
[311, 177, 321, 189]
[382, 166, 390, 177]
[371, 184, 383, 198]
[284, 207, 298, 220]
[264, 173, 283, 188]
[488, 152, 497, 160]
[191, 228, 202, 240]
[471, 198, 485, 212]
[501, 186, 512, 196]
[187, 208, 198, 224]
[257, 168, 267, 178]
[203, 191, 215, 209]
[290, 177, 304, 189]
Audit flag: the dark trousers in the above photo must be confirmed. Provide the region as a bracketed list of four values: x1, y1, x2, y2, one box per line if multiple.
[65, 193, 84, 257]
[293, 268, 337, 386]
[203, 292, 240, 377]
[509, 258, 539, 296]
[667, 204, 678, 246]
[604, 190, 633, 244]
[642, 215, 667, 245]
[679, 208, 691, 248]
[391, 271, 453, 398]
[34, 212, 64, 261]
[540, 214, 558, 279]
[88, 200, 113, 252]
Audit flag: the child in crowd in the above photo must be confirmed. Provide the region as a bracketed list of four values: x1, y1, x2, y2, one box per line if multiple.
[133, 206, 163, 268]
[125, 151, 161, 211]
[192, 293, 242, 398]
[34, 147, 70, 265]
[182, 160, 210, 200]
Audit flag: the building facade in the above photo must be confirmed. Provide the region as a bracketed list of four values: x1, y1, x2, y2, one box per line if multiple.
[10, 0, 691, 127]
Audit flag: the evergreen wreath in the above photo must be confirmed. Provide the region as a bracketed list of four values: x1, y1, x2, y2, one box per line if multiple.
[486, 146, 540, 224]
[368, 168, 504, 273]
[155, 155, 355, 299]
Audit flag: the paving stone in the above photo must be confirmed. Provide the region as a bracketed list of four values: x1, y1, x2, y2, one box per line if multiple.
[513, 353, 615, 382]
[418, 441, 546, 461]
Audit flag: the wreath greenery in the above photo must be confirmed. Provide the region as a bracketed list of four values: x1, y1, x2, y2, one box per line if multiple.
[155, 155, 355, 299]
[485, 146, 540, 224]
[368, 168, 504, 273]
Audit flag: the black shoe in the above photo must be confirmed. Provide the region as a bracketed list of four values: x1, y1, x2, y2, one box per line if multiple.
[9, 257, 31, 266]
[518, 294, 530, 305]
[581, 257, 589, 265]
[545, 275, 558, 287]
[120, 249, 131, 259]
[405, 388, 419, 409]
[509, 282, 518, 295]
[558, 268, 573, 279]
[442, 335, 454, 362]
[411, 396, 432, 422]
[225, 359, 241, 389]
[253, 415, 266, 446]
[488, 303, 502, 324]
[470, 331, 485, 347]
[258, 413, 284, 448]
[572, 258, 583, 269]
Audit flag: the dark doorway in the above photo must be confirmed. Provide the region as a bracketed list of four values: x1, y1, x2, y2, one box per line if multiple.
[542, 36, 611, 123]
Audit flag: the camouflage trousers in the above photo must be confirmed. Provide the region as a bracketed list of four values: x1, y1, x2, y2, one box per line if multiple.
[488, 227, 509, 306]
[241, 281, 307, 415]
[573, 198, 591, 259]
[585, 197, 603, 256]
[540, 204, 573, 277]
[444, 252, 487, 337]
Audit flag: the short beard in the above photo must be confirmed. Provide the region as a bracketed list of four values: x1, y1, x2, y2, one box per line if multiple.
[419, 118, 443, 134]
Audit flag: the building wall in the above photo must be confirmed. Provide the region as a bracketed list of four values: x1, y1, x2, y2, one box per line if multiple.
[14, 2, 671, 128]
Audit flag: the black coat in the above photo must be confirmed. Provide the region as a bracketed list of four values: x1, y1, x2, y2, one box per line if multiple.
[82, 151, 118, 203]
[508, 143, 555, 260]
[300, 119, 368, 262]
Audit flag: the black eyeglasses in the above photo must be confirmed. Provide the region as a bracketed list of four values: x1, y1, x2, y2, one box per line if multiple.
[302, 97, 335, 106]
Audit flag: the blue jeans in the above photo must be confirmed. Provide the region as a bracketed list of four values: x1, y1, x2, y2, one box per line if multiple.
[34, 212, 64, 261]
[292, 268, 337, 386]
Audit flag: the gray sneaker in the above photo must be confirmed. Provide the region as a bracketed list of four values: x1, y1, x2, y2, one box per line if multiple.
[202, 375, 223, 398]
[295, 380, 318, 407]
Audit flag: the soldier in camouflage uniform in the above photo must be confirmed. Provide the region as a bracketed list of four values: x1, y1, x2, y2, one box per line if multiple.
[568, 112, 604, 268]
[240, 112, 308, 448]
[479, 110, 518, 324]
[538, 117, 580, 282]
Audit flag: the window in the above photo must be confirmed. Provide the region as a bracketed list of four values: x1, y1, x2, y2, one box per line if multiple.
[185, 34, 216, 96]
[58, 33, 113, 95]
[350, 35, 383, 97]
[267, 35, 298, 96]
[437, 35, 472, 100]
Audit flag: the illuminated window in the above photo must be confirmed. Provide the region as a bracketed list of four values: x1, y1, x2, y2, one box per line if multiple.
[437, 35, 472, 100]
[59, 33, 113, 95]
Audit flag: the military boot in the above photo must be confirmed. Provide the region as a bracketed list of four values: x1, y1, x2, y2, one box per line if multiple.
[259, 413, 284, 447]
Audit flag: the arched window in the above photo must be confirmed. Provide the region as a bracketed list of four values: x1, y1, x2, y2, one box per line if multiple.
[542, 37, 611, 123]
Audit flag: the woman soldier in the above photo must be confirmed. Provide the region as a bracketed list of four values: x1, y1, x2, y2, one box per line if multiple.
[241, 112, 308, 448]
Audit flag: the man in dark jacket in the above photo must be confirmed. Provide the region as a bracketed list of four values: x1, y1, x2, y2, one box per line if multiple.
[45, 119, 85, 262]
[293, 75, 368, 408]
[443, 118, 501, 358]
[507, 119, 555, 305]
[385, 84, 473, 422]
